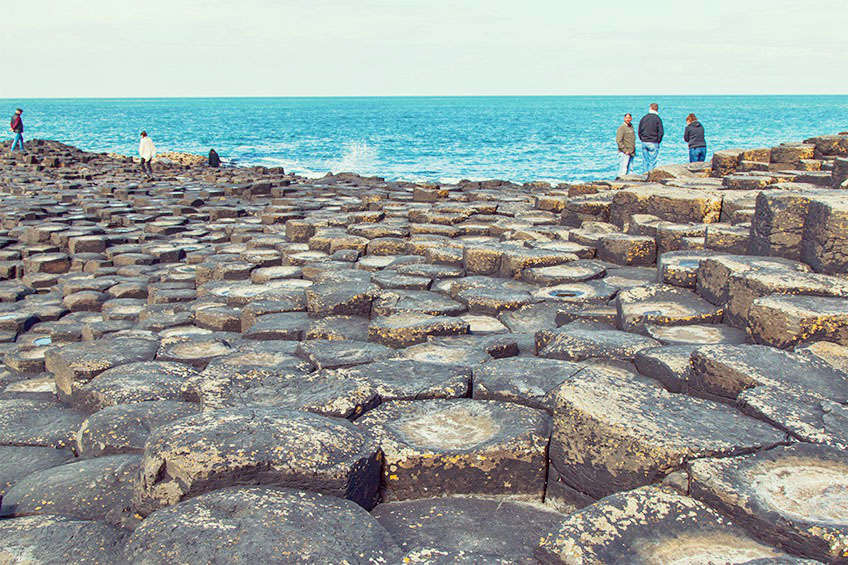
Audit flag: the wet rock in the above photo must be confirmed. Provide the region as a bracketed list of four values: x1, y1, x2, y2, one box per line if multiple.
[133, 406, 381, 515]
[356, 399, 551, 501]
[73, 360, 198, 412]
[76, 400, 202, 458]
[0, 454, 140, 528]
[689, 443, 848, 563]
[0, 398, 86, 449]
[375, 496, 565, 563]
[0, 445, 74, 495]
[549, 368, 785, 499]
[0, 515, 126, 564]
[536, 486, 803, 564]
[45, 335, 160, 403]
[123, 487, 401, 564]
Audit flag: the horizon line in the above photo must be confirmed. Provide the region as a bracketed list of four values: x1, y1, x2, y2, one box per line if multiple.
[2, 93, 847, 101]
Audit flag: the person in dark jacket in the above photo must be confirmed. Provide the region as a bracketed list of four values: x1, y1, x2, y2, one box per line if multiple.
[208, 149, 221, 168]
[684, 114, 707, 162]
[9, 108, 24, 153]
[637, 103, 663, 173]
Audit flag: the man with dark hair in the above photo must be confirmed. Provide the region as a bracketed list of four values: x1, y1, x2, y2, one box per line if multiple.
[684, 113, 707, 162]
[615, 113, 636, 178]
[139, 131, 156, 178]
[9, 109, 24, 153]
[638, 103, 664, 173]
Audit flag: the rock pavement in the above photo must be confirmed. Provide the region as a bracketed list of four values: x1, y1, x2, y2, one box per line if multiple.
[1, 135, 847, 562]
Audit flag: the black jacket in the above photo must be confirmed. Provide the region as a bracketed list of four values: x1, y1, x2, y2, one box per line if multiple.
[684, 121, 706, 148]
[638, 113, 663, 143]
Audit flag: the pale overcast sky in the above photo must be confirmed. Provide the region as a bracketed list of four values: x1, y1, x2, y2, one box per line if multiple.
[3, 0, 846, 97]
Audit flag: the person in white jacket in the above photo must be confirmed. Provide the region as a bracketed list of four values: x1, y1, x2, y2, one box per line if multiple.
[138, 131, 156, 177]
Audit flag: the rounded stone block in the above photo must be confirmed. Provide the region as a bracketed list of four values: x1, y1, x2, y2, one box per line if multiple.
[0, 445, 74, 496]
[133, 406, 381, 515]
[74, 360, 198, 412]
[355, 399, 551, 501]
[335, 359, 471, 401]
[124, 487, 401, 564]
[0, 398, 86, 449]
[472, 356, 584, 413]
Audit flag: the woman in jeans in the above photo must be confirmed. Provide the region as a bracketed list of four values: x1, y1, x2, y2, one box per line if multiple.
[684, 114, 707, 163]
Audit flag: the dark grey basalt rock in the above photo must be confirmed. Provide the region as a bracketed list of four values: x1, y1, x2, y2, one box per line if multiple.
[633, 344, 698, 393]
[369, 312, 470, 348]
[748, 293, 848, 349]
[305, 279, 379, 317]
[295, 338, 397, 369]
[0, 454, 140, 528]
[241, 311, 311, 340]
[472, 356, 584, 413]
[73, 360, 199, 412]
[155, 335, 234, 369]
[133, 406, 381, 515]
[689, 344, 848, 404]
[0, 445, 74, 495]
[333, 359, 471, 401]
[123, 487, 402, 564]
[536, 324, 660, 362]
[355, 398, 551, 501]
[548, 369, 785, 499]
[0, 515, 126, 565]
[614, 284, 723, 333]
[45, 335, 160, 403]
[0, 398, 86, 449]
[76, 400, 202, 458]
[689, 443, 848, 563]
[536, 486, 806, 564]
[372, 289, 467, 317]
[374, 496, 565, 563]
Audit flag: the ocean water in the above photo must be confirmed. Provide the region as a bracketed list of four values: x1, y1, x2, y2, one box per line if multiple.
[3, 96, 846, 183]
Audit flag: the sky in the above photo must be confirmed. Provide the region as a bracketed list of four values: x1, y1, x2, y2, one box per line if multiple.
[3, 0, 847, 98]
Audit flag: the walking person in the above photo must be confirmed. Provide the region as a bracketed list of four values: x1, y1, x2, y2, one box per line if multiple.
[684, 113, 707, 162]
[139, 131, 156, 178]
[9, 108, 24, 153]
[638, 103, 664, 173]
[615, 113, 636, 178]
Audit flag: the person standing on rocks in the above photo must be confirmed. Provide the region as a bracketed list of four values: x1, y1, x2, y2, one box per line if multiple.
[208, 148, 221, 168]
[638, 103, 664, 173]
[139, 131, 156, 178]
[684, 113, 707, 162]
[615, 113, 636, 178]
[9, 109, 24, 153]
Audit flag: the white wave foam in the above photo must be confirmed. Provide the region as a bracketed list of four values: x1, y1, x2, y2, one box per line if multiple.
[333, 141, 377, 174]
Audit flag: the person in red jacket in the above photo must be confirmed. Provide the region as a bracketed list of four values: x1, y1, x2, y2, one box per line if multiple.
[9, 109, 24, 153]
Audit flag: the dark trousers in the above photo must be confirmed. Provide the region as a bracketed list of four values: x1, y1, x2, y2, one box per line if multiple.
[140, 158, 153, 175]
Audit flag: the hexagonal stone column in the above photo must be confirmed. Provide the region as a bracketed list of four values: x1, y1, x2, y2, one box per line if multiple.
[549, 370, 785, 499]
[472, 357, 584, 413]
[748, 294, 848, 348]
[374, 496, 566, 562]
[802, 195, 848, 274]
[0, 398, 86, 449]
[124, 487, 401, 564]
[614, 284, 723, 333]
[536, 486, 806, 564]
[369, 313, 469, 348]
[45, 336, 160, 403]
[689, 443, 848, 563]
[355, 399, 551, 501]
[73, 360, 199, 412]
[133, 407, 381, 515]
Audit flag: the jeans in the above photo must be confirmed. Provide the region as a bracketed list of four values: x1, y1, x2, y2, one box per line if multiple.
[641, 142, 660, 173]
[617, 151, 634, 177]
[10, 132, 24, 152]
[689, 146, 707, 163]
[140, 158, 153, 176]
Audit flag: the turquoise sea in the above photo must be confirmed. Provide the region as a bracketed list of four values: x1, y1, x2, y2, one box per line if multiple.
[2, 96, 846, 183]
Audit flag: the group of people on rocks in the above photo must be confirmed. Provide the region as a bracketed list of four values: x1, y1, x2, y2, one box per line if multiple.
[615, 103, 707, 177]
[10, 104, 705, 181]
